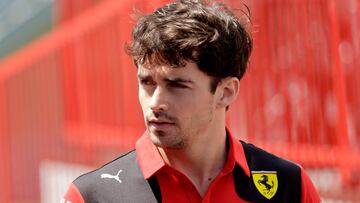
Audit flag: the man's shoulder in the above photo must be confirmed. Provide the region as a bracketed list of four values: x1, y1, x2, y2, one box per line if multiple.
[69, 149, 158, 203]
[74, 149, 136, 184]
[72, 150, 140, 200]
[234, 141, 303, 203]
[239, 140, 300, 174]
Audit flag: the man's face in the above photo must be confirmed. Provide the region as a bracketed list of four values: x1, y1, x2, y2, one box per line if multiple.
[137, 61, 218, 149]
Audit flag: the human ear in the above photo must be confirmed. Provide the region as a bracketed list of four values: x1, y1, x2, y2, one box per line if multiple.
[216, 77, 240, 108]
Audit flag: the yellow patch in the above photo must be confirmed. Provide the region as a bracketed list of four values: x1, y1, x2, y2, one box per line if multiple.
[252, 171, 278, 199]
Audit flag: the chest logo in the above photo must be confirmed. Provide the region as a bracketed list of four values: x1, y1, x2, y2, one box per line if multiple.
[101, 169, 123, 184]
[252, 171, 278, 199]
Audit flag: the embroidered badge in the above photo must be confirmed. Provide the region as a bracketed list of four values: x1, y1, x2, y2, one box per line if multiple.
[252, 171, 278, 199]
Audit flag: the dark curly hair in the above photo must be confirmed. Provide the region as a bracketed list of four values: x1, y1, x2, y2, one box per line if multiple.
[129, 0, 252, 93]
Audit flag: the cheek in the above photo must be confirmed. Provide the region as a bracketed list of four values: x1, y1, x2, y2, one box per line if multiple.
[183, 98, 214, 134]
[138, 89, 149, 111]
[179, 95, 214, 120]
[170, 93, 195, 113]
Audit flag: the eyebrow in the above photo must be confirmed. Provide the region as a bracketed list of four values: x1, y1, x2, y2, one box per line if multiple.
[137, 74, 152, 80]
[137, 74, 194, 84]
[164, 77, 194, 84]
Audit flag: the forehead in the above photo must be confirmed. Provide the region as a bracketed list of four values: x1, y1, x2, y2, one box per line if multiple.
[137, 61, 207, 80]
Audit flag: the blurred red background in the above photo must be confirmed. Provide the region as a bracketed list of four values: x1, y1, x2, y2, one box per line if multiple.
[0, 0, 359, 202]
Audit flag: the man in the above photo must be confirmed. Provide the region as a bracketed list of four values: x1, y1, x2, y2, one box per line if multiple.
[63, 0, 320, 202]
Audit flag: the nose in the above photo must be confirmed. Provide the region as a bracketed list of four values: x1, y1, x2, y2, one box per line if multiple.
[149, 87, 169, 112]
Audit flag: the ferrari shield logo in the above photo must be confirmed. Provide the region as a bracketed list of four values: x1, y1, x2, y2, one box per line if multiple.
[252, 171, 278, 199]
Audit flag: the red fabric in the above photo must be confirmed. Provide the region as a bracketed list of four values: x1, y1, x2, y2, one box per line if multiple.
[301, 168, 321, 203]
[62, 183, 85, 203]
[63, 130, 320, 203]
[135, 131, 251, 203]
[136, 131, 320, 203]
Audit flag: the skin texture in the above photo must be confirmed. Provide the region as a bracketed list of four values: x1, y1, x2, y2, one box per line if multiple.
[137, 61, 240, 196]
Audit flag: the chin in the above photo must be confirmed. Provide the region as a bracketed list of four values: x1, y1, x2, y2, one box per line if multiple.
[149, 132, 185, 149]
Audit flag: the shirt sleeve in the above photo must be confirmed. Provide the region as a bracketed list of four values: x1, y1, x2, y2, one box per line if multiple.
[301, 168, 321, 203]
[61, 183, 85, 203]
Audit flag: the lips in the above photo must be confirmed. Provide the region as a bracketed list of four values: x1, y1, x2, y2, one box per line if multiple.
[148, 119, 175, 130]
[149, 119, 173, 124]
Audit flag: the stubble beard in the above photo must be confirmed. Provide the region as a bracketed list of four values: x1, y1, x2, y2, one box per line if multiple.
[148, 125, 187, 149]
[147, 97, 215, 150]
[149, 113, 214, 150]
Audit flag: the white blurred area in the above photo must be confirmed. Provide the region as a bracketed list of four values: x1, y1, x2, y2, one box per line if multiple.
[39, 161, 91, 203]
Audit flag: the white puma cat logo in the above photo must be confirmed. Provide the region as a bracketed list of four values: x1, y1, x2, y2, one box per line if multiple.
[100, 169, 123, 183]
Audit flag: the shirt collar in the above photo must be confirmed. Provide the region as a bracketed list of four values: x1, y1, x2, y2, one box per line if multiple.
[135, 131, 166, 179]
[135, 128, 250, 179]
[227, 129, 251, 177]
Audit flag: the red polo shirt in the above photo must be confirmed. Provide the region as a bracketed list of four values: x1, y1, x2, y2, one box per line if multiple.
[63, 131, 320, 203]
[135, 132, 320, 203]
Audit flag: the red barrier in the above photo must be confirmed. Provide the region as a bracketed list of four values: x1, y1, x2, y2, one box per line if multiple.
[0, 81, 12, 203]
[0, 0, 359, 202]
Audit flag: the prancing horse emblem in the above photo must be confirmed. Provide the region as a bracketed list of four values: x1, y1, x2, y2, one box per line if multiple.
[258, 175, 274, 191]
[252, 171, 278, 199]
[101, 169, 123, 184]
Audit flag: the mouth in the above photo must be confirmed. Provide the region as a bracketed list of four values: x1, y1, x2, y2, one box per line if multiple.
[148, 119, 175, 130]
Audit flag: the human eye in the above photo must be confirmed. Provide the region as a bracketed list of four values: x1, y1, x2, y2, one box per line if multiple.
[139, 79, 154, 86]
[168, 82, 188, 89]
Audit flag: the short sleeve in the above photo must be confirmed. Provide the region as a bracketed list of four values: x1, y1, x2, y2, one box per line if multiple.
[301, 168, 321, 203]
[61, 183, 85, 203]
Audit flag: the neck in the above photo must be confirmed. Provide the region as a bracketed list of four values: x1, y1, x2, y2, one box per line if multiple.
[158, 113, 227, 197]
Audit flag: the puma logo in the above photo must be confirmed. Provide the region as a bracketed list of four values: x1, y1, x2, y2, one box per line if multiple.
[100, 169, 123, 183]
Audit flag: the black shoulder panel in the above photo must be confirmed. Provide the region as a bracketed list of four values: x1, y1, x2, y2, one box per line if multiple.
[233, 141, 302, 203]
[73, 150, 159, 203]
